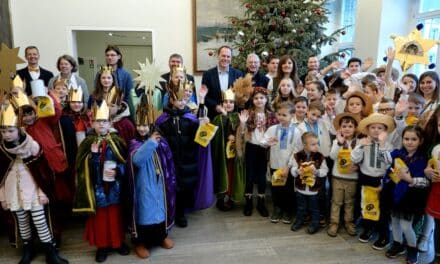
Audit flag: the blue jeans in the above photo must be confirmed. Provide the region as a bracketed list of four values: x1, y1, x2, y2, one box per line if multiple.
[296, 192, 319, 226]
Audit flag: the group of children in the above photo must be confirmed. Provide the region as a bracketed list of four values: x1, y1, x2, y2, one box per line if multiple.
[0, 52, 439, 264]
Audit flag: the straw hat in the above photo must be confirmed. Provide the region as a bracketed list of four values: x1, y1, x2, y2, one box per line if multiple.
[333, 112, 361, 131]
[357, 113, 396, 134]
[346, 91, 373, 116]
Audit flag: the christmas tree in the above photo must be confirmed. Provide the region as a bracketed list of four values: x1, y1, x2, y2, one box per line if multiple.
[228, 0, 350, 76]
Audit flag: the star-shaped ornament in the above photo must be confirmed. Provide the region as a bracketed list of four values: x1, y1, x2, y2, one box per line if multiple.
[133, 58, 165, 95]
[0, 43, 25, 95]
[391, 26, 440, 72]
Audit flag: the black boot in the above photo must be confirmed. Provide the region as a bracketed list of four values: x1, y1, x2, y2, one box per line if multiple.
[19, 240, 35, 264]
[243, 195, 253, 216]
[256, 196, 269, 217]
[43, 242, 69, 264]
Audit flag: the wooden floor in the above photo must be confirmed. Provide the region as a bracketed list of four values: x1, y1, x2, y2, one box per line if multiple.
[0, 204, 415, 264]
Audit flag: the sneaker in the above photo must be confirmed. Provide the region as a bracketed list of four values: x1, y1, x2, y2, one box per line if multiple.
[372, 236, 389, 250]
[307, 224, 319, 234]
[327, 223, 338, 237]
[281, 213, 292, 224]
[95, 248, 108, 263]
[385, 241, 406, 258]
[135, 244, 150, 259]
[344, 222, 357, 236]
[291, 221, 303, 231]
[406, 246, 418, 264]
[359, 229, 373, 243]
[270, 207, 282, 223]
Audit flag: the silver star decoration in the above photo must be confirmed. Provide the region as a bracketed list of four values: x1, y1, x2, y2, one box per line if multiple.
[133, 58, 165, 95]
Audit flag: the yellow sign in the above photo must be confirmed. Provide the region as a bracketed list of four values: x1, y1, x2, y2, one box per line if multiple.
[361, 186, 380, 221]
[194, 123, 218, 147]
[337, 149, 352, 174]
[36, 96, 55, 118]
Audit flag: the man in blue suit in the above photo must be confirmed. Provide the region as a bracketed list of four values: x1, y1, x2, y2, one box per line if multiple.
[202, 45, 243, 119]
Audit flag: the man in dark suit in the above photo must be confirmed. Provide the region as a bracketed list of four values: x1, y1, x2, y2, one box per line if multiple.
[16, 46, 54, 96]
[202, 45, 243, 119]
[160, 53, 195, 97]
[246, 53, 269, 88]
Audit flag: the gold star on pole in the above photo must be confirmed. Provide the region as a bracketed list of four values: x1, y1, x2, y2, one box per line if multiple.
[0, 43, 25, 95]
[133, 58, 165, 95]
[391, 28, 440, 72]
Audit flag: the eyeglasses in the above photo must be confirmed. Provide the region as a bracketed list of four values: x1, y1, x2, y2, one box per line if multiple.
[378, 108, 394, 113]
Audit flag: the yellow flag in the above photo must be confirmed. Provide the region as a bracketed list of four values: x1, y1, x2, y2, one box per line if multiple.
[194, 123, 218, 147]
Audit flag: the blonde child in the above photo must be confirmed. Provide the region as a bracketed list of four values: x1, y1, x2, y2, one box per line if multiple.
[290, 132, 329, 234]
[272, 77, 295, 111]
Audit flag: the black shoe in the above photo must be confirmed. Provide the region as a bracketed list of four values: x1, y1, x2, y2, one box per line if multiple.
[372, 236, 389, 250]
[243, 196, 253, 216]
[359, 229, 374, 243]
[175, 215, 188, 228]
[270, 207, 282, 223]
[319, 215, 327, 227]
[43, 242, 69, 264]
[19, 240, 35, 264]
[256, 196, 269, 217]
[117, 242, 130, 256]
[95, 248, 108, 263]
[385, 241, 406, 258]
[307, 224, 319, 234]
[406, 246, 418, 264]
[291, 221, 303, 231]
[216, 198, 232, 212]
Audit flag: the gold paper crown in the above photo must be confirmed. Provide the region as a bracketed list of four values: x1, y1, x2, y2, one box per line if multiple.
[67, 85, 84, 102]
[0, 104, 18, 127]
[100, 65, 114, 75]
[222, 88, 235, 101]
[135, 94, 151, 126]
[171, 64, 186, 76]
[168, 80, 187, 101]
[12, 75, 24, 90]
[91, 100, 110, 121]
[10, 89, 31, 108]
[105, 86, 123, 105]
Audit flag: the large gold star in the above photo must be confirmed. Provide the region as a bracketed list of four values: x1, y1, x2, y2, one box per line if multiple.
[133, 57, 165, 95]
[0, 43, 25, 95]
[391, 29, 440, 72]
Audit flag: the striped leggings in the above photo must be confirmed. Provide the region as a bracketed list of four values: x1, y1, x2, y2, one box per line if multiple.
[14, 206, 52, 243]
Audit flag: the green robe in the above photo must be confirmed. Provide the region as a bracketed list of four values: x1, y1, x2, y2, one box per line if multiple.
[72, 132, 126, 215]
[211, 112, 245, 202]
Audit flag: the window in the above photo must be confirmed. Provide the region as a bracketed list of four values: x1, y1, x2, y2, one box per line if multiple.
[412, 1, 440, 76]
[340, 0, 357, 43]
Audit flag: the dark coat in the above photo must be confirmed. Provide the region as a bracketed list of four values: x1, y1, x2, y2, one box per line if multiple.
[202, 66, 243, 119]
[17, 66, 54, 96]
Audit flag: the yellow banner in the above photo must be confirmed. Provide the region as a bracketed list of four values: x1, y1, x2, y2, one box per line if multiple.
[337, 149, 352, 174]
[36, 96, 55, 118]
[361, 186, 380, 221]
[194, 123, 218, 147]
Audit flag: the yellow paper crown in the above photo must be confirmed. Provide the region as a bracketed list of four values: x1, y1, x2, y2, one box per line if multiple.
[222, 87, 235, 101]
[92, 100, 110, 121]
[100, 65, 114, 75]
[67, 85, 84, 102]
[12, 75, 24, 90]
[10, 89, 31, 108]
[105, 86, 123, 105]
[0, 104, 18, 127]
[135, 94, 151, 126]
[171, 64, 186, 76]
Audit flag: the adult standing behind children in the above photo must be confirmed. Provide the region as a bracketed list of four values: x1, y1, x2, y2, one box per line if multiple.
[202, 45, 243, 119]
[17, 46, 54, 96]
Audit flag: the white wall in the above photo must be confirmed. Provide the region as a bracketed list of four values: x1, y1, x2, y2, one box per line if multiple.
[10, 0, 193, 76]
